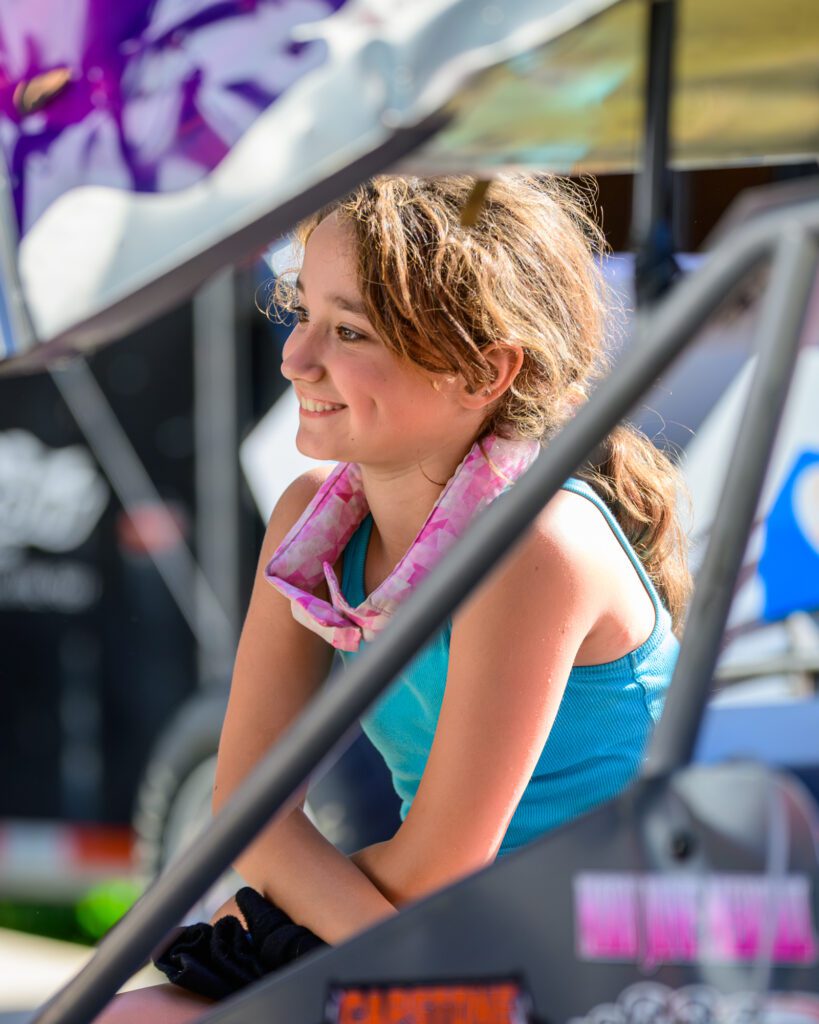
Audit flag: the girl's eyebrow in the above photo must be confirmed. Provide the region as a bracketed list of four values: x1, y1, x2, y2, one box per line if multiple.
[296, 276, 368, 316]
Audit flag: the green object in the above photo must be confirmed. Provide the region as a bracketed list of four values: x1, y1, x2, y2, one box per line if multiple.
[75, 881, 143, 942]
[0, 882, 144, 945]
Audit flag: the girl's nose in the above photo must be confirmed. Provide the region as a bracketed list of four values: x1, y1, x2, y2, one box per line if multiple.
[281, 327, 324, 384]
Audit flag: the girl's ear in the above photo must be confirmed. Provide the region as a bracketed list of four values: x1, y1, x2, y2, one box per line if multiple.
[459, 345, 524, 410]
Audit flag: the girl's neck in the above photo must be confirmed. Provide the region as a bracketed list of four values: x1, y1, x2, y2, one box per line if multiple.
[358, 438, 475, 576]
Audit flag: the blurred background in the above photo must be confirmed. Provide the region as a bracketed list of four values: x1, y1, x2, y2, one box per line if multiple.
[0, 0, 817, 1015]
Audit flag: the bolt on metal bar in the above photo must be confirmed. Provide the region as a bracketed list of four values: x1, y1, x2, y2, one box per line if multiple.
[644, 227, 819, 778]
[32, 203, 819, 1024]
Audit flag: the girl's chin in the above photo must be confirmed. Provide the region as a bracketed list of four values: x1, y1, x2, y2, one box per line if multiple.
[295, 438, 331, 460]
[295, 430, 350, 463]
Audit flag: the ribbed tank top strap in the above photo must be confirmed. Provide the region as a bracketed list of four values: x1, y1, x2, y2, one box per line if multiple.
[561, 477, 662, 618]
[340, 513, 374, 607]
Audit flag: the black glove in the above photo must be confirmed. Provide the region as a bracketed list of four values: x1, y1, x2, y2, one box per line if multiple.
[153, 889, 326, 1000]
[153, 914, 262, 999]
[235, 886, 326, 971]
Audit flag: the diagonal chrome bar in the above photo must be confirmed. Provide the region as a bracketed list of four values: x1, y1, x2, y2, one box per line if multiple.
[644, 227, 819, 778]
[32, 202, 819, 1024]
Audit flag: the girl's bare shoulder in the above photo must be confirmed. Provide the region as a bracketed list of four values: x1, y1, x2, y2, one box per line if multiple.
[260, 465, 335, 558]
[501, 486, 612, 582]
[455, 486, 622, 641]
[454, 489, 602, 634]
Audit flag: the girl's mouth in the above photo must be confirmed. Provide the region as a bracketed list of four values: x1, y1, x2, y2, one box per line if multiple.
[298, 397, 346, 418]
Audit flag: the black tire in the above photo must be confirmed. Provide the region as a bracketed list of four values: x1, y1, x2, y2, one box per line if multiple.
[133, 689, 401, 906]
[133, 690, 229, 879]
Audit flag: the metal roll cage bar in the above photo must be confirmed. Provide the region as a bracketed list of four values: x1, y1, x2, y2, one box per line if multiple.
[32, 188, 819, 1024]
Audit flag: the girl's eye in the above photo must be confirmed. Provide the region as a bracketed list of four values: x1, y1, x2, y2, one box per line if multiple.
[337, 325, 365, 342]
[292, 304, 309, 324]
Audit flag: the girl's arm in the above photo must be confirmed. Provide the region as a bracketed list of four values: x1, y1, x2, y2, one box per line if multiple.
[351, 492, 608, 906]
[212, 471, 396, 944]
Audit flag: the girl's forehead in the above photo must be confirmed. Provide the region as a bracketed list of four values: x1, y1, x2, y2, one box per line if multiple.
[298, 214, 361, 300]
[297, 215, 375, 326]
[303, 213, 355, 268]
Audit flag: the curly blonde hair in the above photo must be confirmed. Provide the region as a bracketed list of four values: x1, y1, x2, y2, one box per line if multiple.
[272, 174, 691, 629]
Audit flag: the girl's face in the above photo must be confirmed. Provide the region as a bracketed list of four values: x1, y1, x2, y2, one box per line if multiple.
[281, 212, 484, 471]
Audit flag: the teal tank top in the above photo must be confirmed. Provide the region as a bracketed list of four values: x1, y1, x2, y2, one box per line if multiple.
[338, 478, 679, 855]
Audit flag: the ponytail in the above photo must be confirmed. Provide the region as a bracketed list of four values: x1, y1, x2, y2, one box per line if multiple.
[579, 425, 692, 633]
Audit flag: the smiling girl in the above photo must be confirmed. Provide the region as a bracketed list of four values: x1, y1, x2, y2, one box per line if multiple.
[96, 175, 690, 1022]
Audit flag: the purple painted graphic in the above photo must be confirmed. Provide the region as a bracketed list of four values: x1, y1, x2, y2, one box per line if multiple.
[703, 875, 817, 963]
[575, 873, 817, 967]
[575, 873, 640, 960]
[0, 0, 348, 234]
[642, 876, 700, 964]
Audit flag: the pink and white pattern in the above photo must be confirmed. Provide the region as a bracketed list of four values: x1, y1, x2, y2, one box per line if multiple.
[264, 435, 540, 651]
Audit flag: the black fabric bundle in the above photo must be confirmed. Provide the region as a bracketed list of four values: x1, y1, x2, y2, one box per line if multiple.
[153, 887, 326, 1000]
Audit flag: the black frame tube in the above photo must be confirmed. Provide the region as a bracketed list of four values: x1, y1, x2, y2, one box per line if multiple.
[644, 227, 819, 777]
[32, 201, 819, 1024]
[631, 0, 677, 306]
[634, 0, 675, 244]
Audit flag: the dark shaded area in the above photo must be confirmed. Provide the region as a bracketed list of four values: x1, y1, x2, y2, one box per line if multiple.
[0, 305, 197, 822]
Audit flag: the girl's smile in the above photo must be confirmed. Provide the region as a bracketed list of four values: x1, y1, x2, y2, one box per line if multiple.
[296, 393, 347, 416]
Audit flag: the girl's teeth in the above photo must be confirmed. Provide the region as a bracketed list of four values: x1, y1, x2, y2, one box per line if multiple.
[301, 398, 343, 412]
